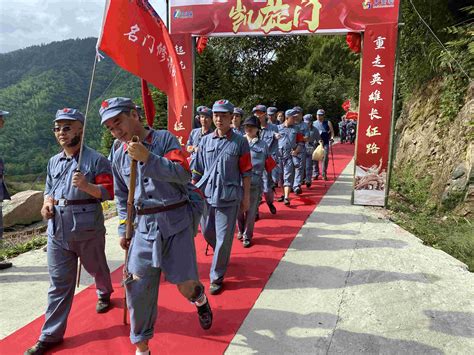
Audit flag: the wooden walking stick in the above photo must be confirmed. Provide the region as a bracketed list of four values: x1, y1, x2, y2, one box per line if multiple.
[123, 135, 139, 325]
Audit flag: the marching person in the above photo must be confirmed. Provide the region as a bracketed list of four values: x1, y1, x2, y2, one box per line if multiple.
[25, 108, 114, 355]
[291, 106, 308, 195]
[192, 99, 252, 295]
[100, 97, 213, 354]
[303, 114, 321, 188]
[237, 116, 276, 247]
[186, 106, 213, 172]
[313, 109, 335, 180]
[0, 110, 12, 270]
[232, 107, 245, 136]
[255, 105, 279, 214]
[266, 106, 278, 125]
[276, 109, 304, 206]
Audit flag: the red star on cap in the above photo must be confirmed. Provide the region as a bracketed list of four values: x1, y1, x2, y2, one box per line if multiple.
[218, 100, 226, 104]
[101, 101, 109, 108]
[63, 108, 69, 113]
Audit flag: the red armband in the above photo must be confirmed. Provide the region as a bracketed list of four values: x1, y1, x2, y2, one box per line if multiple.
[265, 156, 277, 173]
[164, 149, 191, 172]
[94, 173, 114, 199]
[296, 133, 305, 143]
[239, 152, 252, 173]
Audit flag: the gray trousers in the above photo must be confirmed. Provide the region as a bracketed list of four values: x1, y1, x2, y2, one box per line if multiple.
[237, 185, 261, 241]
[313, 144, 329, 177]
[261, 171, 274, 204]
[305, 149, 314, 184]
[126, 225, 199, 344]
[292, 152, 305, 188]
[39, 234, 113, 342]
[201, 204, 239, 284]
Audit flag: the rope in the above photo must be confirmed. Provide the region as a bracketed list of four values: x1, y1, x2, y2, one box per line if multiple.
[77, 54, 99, 171]
[408, 0, 471, 81]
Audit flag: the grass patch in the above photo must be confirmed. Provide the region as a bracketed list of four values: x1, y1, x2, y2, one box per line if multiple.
[0, 235, 47, 260]
[389, 165, 474, 271]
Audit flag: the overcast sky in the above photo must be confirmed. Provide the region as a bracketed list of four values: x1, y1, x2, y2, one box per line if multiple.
[0, 0, 166, 53]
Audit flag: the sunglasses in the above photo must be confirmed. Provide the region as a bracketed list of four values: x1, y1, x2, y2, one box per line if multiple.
[52, 126, 72, 133]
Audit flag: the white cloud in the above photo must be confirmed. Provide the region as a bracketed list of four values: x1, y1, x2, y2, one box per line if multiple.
[0, 0, 168, 53]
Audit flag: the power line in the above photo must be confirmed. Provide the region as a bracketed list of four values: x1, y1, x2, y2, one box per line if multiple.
[408, 0, 471, 81]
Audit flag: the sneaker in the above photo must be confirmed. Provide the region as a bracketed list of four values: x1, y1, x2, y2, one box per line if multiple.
[0, 261, 12, 270]
[25, 340, 63, 355]
[277, 195, 284, 202]
[267, 202, 277, 214]
[237, 232, 243, 240]
[313, 175, 319, 181]
[305, 182, 311, 188]
[294, 187, 302, 195]
[209, 283, 223, 295]
[197, 301, 213, 330]
[284, 198, 290, 206]
[96, 296, 111, 314]
[242, 239, 251, 248]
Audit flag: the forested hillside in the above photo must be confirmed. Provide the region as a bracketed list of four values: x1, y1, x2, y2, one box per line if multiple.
[0, 38, 142, 177]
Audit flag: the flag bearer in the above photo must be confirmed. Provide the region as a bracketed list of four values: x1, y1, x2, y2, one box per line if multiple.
[100, 97, 213, 355]
[25, 108, 114, 355]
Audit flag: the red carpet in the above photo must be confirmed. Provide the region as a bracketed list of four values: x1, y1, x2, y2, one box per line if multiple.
[1, 144, 354, 354]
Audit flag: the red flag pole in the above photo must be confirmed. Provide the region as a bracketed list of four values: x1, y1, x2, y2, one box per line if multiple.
[141, 79, 156, 127]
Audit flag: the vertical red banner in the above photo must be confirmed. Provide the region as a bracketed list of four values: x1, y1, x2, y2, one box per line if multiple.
[353, 23, 398, 206]
[168, 33, 194, 147]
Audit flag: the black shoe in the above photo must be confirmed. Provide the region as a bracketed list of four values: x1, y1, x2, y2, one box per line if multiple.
[267, 202, 277, 214]
[197, 301, 213, 330]
[277, 195, 284, 202]
[294, 187, 302, 195]
[255, 212, 260, 221]
[96, 296, 111, 314]
[284, 198, 290, 206]
[313, 175, 319, 181]
[305, 182, 311, 188]
[323, 174, 328, 181]
[0, 261, 12, 270]
[242, 239, 251, 248]
[237, 232, 243, 240]
[209, 283, 223, 295]
[25, 340, 62, 355]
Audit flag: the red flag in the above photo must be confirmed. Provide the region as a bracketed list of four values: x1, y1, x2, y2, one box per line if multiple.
[141, 79, 156, 127]
[346, 32, 361, 53]
[342, 99, 351, 112]
[346, 111, 358, 120]
[196, 36, 208, 55]
[98, 0, 188, 122]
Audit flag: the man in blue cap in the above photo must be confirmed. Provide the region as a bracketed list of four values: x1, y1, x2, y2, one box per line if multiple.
[101, 97, 213, 354]
[303, 114, 321, 188]
[0, 110, 12, 270]
[266, 106, 278, 125]
[313, 109, 334, 180]
[25, 108, 115, 355]
[186, 106, 213, 172]
[254, 104, 279, 215]
[192, 99, 252, 295]
[237, 115, 276, 247]
[276, 109, 305, 206]
[291, 106, 308, 194]
[232, 107, 245, 136]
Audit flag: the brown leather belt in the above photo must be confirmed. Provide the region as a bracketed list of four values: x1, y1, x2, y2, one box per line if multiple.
[136, 200, 188, 215]
[53, 198, 100, 206]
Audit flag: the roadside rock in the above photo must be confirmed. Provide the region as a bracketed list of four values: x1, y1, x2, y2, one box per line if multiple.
[3, 190, 43, 228]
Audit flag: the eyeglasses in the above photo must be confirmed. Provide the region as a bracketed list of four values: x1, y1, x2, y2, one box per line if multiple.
[52, 126, 72, 133]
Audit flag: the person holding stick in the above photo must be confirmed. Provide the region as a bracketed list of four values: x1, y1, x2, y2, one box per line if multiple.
[25, 108, 114, 355]
[100, 97, 212, 355]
